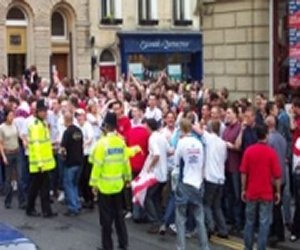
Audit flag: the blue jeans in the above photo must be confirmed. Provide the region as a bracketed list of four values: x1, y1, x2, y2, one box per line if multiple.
[244, 201, 273, 250]
[63, 166, 81, 213]
[50, 154, 64, 192]
[175, 183, 210, 250]
[292, 173, 300, 236]
[282, 167, 292, 224]
[162, 192, 175, 226]
[4, 152, 26, 207]
[0, 162, 4, 192]
[19, 148, 30, 194]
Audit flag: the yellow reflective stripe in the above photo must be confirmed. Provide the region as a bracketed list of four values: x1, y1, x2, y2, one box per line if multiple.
[90, 178, 98, 184]
[29, 158, 53, 165]
[92, 159, 104, 167]
[99, 175, 123, 181]
[104, 158, 126, 164]
[29, 139, 51, 144]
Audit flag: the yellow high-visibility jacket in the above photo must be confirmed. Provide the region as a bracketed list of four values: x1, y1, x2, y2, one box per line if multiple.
[28, 118, 55, 173]
[89, 132, 140, 194]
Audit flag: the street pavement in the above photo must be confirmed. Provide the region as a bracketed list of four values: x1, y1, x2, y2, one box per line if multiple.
[0, 197, 299, 250]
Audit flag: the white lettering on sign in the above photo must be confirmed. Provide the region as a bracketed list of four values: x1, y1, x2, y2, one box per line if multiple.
[139, 40, 190, 51]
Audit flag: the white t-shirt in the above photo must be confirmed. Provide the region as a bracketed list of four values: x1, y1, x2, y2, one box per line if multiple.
[22, 115, 36, 155]
[145, 107, 162, 122]
[86, 113, 102, 141]
[143, 131, 170, 182]
[76, 122, 94, 155]
[160, 127, 175, 171]
[203, 131, 227, 184]
[175, 135, 204, 189]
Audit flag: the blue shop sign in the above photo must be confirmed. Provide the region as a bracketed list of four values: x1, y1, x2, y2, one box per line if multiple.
[118, 32, 202, 54]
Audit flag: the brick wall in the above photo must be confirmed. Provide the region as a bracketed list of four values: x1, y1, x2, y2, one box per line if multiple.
[202, 0, 270, 100]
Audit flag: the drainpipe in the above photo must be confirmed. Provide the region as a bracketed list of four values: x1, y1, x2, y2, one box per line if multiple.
[269, 0, 274, 99]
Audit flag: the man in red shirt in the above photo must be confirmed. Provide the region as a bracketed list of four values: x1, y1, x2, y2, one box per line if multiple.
[112, 100, 131, 141]
[240, 124, 281, 250]
[290, 98, 300, 242]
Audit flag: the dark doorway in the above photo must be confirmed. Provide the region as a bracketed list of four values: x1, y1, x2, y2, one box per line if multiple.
[8, 54, 26, 77]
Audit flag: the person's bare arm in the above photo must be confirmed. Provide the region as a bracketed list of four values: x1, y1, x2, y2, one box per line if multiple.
[0, 140, 7, 165]
[274, 178, 281, 205]
[147, 155, 160, 173]
[241, 173, 247, 202]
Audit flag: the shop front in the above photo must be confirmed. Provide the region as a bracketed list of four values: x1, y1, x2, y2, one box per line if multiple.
[117, 31, 203, 81]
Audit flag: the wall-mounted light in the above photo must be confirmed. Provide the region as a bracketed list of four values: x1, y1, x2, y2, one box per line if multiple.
[199, 0, 215, 16]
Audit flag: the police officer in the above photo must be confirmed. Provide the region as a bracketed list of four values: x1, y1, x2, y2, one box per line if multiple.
[26, 99, 57, 218]
[90, 112, 139, 250]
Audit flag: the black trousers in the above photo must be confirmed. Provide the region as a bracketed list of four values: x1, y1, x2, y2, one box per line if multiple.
[98, 191, 128, 250]
[270, 186, 285, 240]
[145, 182, 166, 224]
[80, 156, 93, 204]
[26, 172, 52, 215]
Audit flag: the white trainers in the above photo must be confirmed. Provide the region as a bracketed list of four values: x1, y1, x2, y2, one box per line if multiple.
[169, 224, 177, 234]
[57, 192, 65, 202]
[125, 212, 132, 219]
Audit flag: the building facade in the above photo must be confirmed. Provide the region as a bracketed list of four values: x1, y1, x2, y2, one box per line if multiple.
[0, 0, 91, 80]
[89, 0, 202, 82]
[201, 0, 292, 99]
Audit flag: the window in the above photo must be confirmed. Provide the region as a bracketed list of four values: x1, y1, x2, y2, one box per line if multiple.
[7, 7, 25, 20]
[101, 0, 122, 25]
[51, 11, 67, 38]
[100, 49, 115, 62]
[173, 0, 192, 26]
[138, 0, 158, 25]
[6, 7, 27, 26]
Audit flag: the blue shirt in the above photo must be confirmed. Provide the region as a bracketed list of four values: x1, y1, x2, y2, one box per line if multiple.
[242, 126, 258, 152]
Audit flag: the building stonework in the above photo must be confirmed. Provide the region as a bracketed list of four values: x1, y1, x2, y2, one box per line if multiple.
[0, 0, 90, 79]
[202, 0, 270, 99]
[89, 0, 200, 80]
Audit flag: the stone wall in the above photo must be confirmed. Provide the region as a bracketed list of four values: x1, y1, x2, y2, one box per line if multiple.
[89, 0, 200, 80]
[202, 0, 269, 99]
[0, 0, 90, 79]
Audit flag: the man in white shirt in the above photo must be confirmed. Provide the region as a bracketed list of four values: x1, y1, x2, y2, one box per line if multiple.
[174, 118, 210, 250]
[203, 120, 228, 239]
[75, 109, 95, 209]
[144, 94, 162, 124]
[144, 118, 171, 233]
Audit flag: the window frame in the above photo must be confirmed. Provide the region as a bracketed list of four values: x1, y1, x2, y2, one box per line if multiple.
[173, 0, 193, 26]
[51, 11, 68, 41]
[6, 7, 28, 26]
[138, 0, 159, 26]
[100, 0, 123, 25]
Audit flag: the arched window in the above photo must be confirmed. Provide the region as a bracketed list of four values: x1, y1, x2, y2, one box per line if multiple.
[51, 11, 66, 37]
[100, 49, 115, 62]
[7, 7, 26, 20]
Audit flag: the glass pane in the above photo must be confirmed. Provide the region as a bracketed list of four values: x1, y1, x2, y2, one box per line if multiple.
[100, 50, 114, 62]
[7, 7, 25, 20]
[51, 12, 65, 36]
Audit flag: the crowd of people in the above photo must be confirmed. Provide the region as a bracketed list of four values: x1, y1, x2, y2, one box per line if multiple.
[0, 66, 300, 250]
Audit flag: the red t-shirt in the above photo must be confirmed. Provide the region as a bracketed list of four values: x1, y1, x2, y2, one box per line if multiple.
[292, 117, 300, 156]
[240, 143, 281, 201]
[117, 116, 131, 140]
[127, 126, 149, 174]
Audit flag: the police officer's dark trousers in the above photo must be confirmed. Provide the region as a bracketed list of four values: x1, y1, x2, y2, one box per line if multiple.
[98, 191, 128, 250]
[26, 171, 52, 215]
